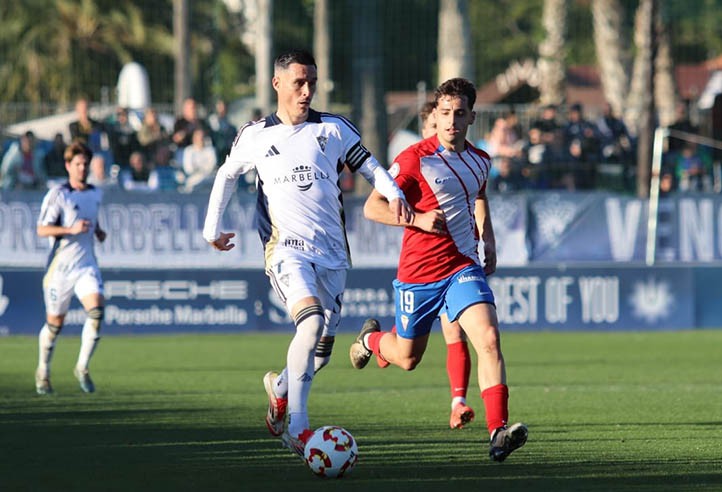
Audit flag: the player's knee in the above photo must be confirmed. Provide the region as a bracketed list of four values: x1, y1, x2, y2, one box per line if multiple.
[46, 322, 62, 338]
[86, 306, 104, 332]
[479, 325, 501, 354]
[397, 354, 423, 371]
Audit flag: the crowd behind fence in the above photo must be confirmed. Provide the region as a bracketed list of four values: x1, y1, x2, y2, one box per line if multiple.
[1, 98, 720, 196]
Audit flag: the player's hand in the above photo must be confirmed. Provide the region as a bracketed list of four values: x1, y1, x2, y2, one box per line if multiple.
[412, 209, 446, 235]
[388, 197, 414, 225]
[209, 232, 236, 251]
[483, 242, 497, 276]
[69, 219, 91, 235]
[95, 227, 107, 243]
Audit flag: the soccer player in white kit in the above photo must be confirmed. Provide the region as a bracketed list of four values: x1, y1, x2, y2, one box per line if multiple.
[202, 49, 412, 457]
[35, 141, 107, 395]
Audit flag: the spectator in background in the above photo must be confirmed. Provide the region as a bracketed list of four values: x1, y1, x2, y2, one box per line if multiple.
[667, 100, 699, 155]
[119, 151, 151, 191]
[43, 133, 68, 183]
[147, 145, 179, 191]
[531, 104, 561, 149]
[137, 107, 169, 161]
[484, 117, 522, 161]
[562, 103, 601, 189]
[87, 154, 114, 188]
[208, 99, 237, 164]
[596, 103, 633, 164]
[1, 131, 46, 190]
[675, 142, 713, 192]
[489, 156, 527, 192]
[172, 97, 207, 150]
[69, 97, 105, 150]
[108, 107, 140, 169]
[181, 127, 217, 192]
[520, 126, 553, 189]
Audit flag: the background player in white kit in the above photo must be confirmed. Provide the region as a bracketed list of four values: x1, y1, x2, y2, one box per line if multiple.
[35, 141, 107, 395]
[202, 49, 411, 457]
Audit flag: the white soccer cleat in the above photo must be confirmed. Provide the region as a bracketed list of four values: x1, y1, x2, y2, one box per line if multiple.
[35, 369, 53, 395]
[74, 367, 95, 393]
[281, 428, 313, 461]
[263, 371, 287, 436]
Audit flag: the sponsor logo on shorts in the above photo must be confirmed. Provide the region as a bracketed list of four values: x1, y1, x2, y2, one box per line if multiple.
[283, 238, 305, 251]
[434, 176, 453, 185]
[457, 273, 482, 284]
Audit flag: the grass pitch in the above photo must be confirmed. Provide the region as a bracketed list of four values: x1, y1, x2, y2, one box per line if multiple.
[1, 331, 721, 492]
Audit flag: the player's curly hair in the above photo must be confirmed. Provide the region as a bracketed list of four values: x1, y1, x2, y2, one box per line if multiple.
[434, 78, 477, 110]
[64, 140, 93, 163]
[274, 49, 317, 71]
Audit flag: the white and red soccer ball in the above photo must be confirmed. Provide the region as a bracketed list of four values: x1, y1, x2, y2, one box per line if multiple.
[303, 425, 358, 478]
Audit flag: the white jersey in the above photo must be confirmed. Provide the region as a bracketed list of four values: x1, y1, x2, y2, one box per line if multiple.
[38, 182, 103, 271]
[203, 109, 403, 270]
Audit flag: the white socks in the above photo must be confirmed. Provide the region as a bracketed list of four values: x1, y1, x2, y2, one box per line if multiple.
[37, 323, 58, 376]
[76, 318, 100, 371]
[286, 305, 324, 437]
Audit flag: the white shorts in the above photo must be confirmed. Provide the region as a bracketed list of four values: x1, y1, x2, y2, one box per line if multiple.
[266, 259, 347, 337]
[43, 264, 104, 315]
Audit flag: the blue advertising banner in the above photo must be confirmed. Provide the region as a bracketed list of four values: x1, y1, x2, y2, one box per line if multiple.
[4, 189, 722, 267]
[0, 265, 709, 336]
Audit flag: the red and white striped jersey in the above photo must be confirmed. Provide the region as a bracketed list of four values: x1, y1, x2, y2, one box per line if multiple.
[391, 135, 493, 283]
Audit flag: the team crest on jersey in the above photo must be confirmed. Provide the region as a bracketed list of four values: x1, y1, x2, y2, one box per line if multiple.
[400, 314, 409, 330]
[316, 136, 328, 152]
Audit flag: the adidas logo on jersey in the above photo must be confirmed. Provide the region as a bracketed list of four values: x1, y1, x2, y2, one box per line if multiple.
[265, 145, 280, 157]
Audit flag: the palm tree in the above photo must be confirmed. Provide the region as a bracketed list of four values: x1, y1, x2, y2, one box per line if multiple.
[0, 0, 172, 105]
[437, 0, 474, 83]
[592, 0, 630, 117]
[538, 0, 567, 107]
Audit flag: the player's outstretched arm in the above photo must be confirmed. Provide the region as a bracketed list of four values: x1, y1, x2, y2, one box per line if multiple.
[364, 190, 445, 234]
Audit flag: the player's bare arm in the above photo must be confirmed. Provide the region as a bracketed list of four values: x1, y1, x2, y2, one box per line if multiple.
[37, 220, 91, 238]
[208, 232, 236, 251]
[475, 192, 497, 275]
[364, 190, 445, 234]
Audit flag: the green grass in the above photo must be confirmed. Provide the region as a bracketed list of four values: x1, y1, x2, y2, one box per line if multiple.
[2, 331, 722, 492]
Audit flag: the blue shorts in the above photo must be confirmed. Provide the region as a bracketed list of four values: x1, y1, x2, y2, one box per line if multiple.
[392, 264, 495, 339]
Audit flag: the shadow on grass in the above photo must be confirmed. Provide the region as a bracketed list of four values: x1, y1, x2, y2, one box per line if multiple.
[2, 404, 721, 492]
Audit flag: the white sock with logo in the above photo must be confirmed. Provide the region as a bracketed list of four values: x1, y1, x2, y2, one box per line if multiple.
[286, 305, 324, 437]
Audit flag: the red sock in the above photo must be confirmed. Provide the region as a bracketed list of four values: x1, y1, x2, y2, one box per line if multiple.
[446, 341, 470, 400]
[368, 328, 393, 368]
[481, 384, 509, 434]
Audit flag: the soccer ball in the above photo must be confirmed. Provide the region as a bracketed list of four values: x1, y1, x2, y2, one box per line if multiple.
[303, 425, 358, 478]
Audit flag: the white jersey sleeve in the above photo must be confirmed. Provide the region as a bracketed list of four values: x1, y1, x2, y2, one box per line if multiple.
[332, 114, 404, 202]
[202, 123, 257, 242]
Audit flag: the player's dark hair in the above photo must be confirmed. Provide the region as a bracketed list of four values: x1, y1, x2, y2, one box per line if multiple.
[419, 101, 437, 124]
[434, 78, 477, 110]
[64, 140, 93, 163]
[274, 49, 317, 70]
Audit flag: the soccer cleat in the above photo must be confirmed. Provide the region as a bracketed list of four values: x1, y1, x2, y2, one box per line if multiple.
[489, 422, 528, 462]
[74, 367, 95, 393]
[263, 371, 287, 437]
[35, 369, 53, 395]
[449, 402, 475, 429]
[349, 318, 380, 369]
[281, 428, 314, 460]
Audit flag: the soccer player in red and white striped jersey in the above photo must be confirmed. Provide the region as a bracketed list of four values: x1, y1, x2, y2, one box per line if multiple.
[350, 78, 527, 462]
